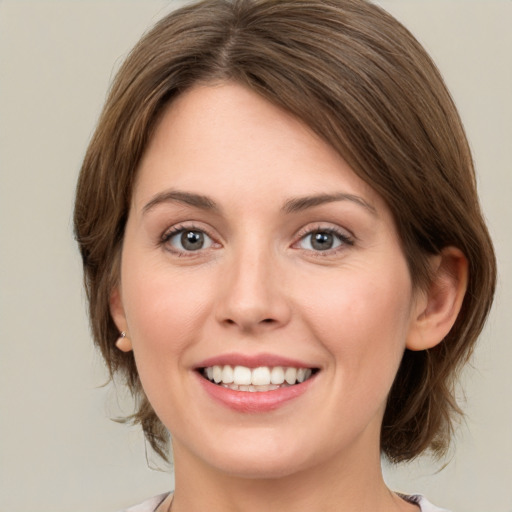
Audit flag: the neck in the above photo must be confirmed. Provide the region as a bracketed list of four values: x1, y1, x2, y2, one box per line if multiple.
[168, 438, 413, 512]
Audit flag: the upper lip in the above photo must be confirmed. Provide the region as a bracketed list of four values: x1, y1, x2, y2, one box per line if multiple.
[195, 352, 318, 370]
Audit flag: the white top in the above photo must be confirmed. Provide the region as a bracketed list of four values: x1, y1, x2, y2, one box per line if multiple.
[120, 492, 451, 512]
[398, 493, 451, 512]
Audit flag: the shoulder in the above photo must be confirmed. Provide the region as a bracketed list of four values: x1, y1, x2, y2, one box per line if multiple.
[117, 493, 171, 512]
[398, 493, 452, 512]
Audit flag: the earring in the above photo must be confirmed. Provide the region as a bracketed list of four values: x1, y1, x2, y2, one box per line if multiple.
[115, 331, 133, 352]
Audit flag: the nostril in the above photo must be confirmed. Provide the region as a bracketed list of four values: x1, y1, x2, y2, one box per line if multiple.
[222, 317, 276, 329]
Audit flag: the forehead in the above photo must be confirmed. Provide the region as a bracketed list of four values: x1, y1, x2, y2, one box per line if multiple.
[133, 82, 383, 214]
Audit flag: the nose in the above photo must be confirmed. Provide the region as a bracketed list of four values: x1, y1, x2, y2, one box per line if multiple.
[215, 245, 291, 333]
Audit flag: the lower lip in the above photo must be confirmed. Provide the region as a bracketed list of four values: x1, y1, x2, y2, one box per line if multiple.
[196, 373, 316, 413]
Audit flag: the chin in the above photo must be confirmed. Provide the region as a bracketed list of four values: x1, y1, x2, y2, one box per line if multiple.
[190, 435, 321, 480]
[213, 455, 310, 480]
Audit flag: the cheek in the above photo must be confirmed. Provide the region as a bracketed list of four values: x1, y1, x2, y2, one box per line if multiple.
[121, 257, 214, 359]
[119, 259, 218, 414]
[300, 265, 414, 375]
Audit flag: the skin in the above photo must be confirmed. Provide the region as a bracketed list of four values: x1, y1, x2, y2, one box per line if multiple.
[111, 82, 467, 512]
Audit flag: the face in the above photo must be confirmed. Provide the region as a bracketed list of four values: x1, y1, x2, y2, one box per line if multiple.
[112, 82, 424, 479]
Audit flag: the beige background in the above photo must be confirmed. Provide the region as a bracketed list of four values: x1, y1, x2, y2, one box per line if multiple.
[0, 1, 510, 511]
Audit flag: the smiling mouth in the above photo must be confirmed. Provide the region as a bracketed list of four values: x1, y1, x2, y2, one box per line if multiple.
[200, 365, 318, 392]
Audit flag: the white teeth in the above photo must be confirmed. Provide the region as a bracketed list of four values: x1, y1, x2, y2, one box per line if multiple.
[284, 367, 297, 385]
[251, 366, 270, 386]
[203, 364, 314, 389]
[270, 366, 285, 385]
[233, 365, 252, 385]
[213, 365, 222, 383]
[221, 365, 234, 384]
[222, 383, 282, 392]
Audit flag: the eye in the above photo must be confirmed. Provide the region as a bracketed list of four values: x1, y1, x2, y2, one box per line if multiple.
[163, 227, 214, 252]
[297, 228, 352, 252]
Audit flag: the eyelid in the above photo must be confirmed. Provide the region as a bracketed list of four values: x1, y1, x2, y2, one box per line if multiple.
[160, 222, 221, 255]
[292, 223, 354, 254]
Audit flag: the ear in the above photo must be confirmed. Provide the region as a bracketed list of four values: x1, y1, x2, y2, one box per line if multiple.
[110, 287, 133, 353]
[407, 247, 468, 351]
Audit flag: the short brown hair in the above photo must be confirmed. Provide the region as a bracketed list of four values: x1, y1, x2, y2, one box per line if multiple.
[74, 0, 496, 463]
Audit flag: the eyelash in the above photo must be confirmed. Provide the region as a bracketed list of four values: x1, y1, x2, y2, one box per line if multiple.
[293, 225, 354, 256]
[160, 223, 354, 257]
[160, 223, 217, 256]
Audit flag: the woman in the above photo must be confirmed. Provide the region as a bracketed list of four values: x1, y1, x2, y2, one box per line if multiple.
[74, 1, 496, 511]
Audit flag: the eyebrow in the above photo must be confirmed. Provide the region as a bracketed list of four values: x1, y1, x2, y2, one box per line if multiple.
[282, 193, 377, 216]
[143, 190, 219, 214]
[142, 189, 377, 217]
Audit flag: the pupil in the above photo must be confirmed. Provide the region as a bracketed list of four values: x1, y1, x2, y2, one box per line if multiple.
[312, 232, 333, 251]
[181, 231, 204, 250]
